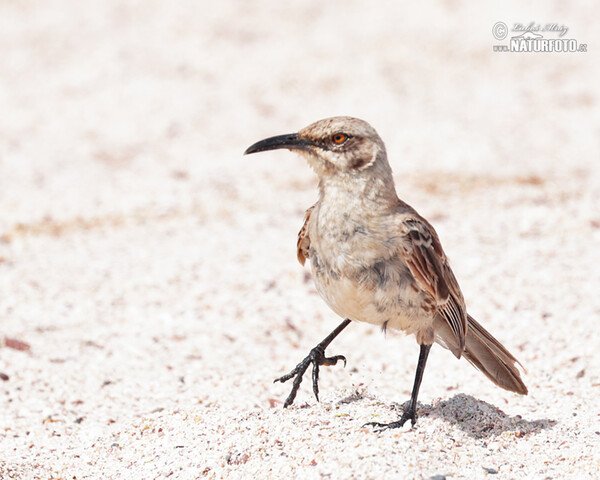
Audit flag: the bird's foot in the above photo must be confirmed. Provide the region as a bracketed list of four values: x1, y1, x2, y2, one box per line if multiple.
[274, 345, 346, 408]
[364, 407, 417, 432]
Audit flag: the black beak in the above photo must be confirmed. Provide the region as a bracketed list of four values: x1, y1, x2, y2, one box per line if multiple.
[244, 133, 314, 155]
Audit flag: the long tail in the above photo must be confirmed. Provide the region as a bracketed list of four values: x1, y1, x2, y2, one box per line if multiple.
[435, 314, 528, 395]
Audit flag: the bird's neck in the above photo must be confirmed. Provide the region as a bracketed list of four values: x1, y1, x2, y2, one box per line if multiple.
[318, 166, 399, 213]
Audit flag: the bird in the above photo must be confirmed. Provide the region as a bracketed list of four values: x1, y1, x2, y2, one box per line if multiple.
[244, 116, 527, 430]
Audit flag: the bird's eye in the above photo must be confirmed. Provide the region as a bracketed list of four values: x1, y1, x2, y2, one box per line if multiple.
[331, 133, 348, 144]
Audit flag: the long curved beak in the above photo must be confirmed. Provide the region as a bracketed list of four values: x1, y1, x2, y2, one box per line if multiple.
[244, 133, 314, 155]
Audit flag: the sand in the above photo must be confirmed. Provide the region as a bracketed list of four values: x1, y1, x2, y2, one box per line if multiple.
[1, 1, 599, 479]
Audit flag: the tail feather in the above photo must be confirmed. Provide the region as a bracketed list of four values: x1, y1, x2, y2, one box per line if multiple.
[434, 314, 528, 395]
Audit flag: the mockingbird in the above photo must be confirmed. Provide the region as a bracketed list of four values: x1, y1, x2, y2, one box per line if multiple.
[244, 116, 527, 430]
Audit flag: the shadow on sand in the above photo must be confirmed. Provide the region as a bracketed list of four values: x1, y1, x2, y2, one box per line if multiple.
[410, 393, 556, 439]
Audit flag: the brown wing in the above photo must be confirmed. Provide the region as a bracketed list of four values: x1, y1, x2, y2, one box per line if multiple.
[399, 215, 467, 355]
[297, 205, 315, 266]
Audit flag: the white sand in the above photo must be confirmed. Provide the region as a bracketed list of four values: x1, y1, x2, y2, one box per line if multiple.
[1, 1, 599, 479]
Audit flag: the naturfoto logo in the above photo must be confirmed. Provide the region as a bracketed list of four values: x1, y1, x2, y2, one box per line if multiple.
[492, 21, 587, 53]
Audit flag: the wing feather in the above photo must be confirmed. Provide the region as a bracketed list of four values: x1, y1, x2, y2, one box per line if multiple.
[400, 215, 467, 354]
[297, 205, 315, 266]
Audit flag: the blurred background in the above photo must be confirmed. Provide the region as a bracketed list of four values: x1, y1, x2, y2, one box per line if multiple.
[1, 1, 599, 477]
[1, 2, 597, 228]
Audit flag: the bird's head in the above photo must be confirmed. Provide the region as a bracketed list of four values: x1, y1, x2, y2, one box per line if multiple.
[244, 116, 389, 178]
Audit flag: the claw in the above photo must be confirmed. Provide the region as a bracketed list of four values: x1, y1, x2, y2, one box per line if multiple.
[274, 345, 347, 408]
[273, 319, 352, 409]
[322, 354, 346, 367]
[364, 408, 417, 432]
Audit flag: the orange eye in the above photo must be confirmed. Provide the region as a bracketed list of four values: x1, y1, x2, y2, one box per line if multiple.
[332, 133, 347, 144]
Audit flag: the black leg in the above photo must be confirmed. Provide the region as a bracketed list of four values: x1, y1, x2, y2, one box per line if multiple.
[366, 343, 432, 431]
[275, 318, 351, 408]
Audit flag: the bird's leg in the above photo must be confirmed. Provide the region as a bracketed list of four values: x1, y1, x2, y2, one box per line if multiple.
[275, 318, 351, 408]
[366, 343, 431, 431]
